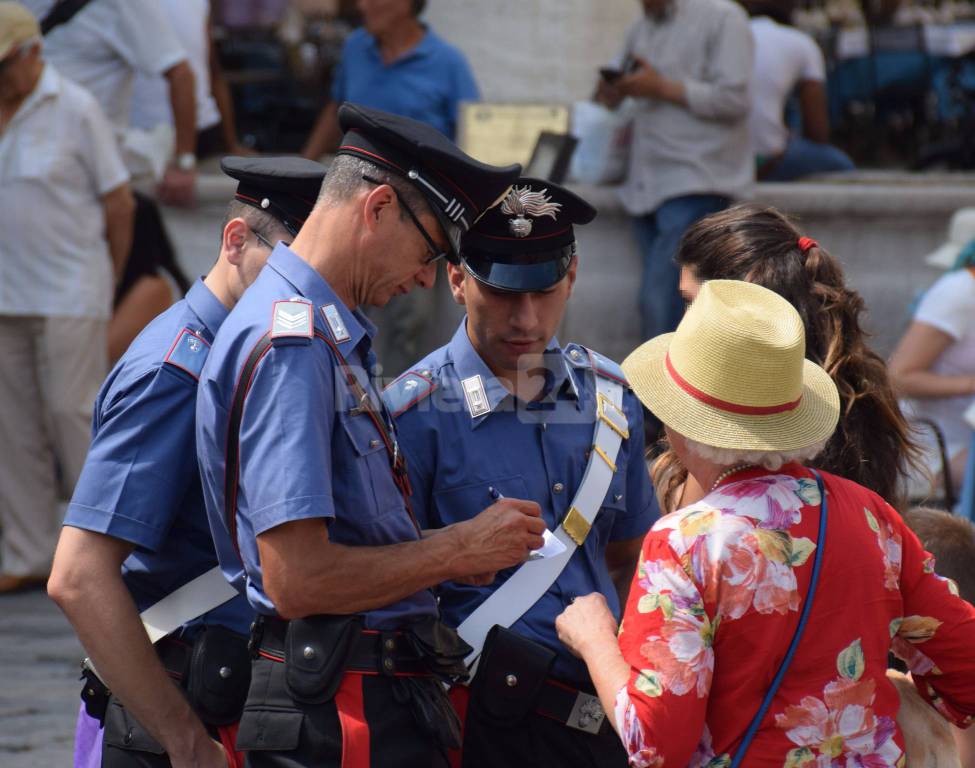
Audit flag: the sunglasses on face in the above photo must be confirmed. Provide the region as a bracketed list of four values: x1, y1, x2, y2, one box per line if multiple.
[361, 174, 448, 265]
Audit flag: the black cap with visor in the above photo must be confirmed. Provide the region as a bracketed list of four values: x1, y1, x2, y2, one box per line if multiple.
[460, 178, 597, 292]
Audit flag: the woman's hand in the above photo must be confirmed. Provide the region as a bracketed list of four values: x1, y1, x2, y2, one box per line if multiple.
[556, 593, 619, 659]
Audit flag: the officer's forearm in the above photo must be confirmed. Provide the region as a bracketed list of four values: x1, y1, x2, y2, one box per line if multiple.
[48, 528, 214, 762]
[258, 519, 470, 619]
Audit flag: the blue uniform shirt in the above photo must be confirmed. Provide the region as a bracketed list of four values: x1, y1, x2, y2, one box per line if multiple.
[65, 279, 253, 637]
[196, 244, 438, 628]
[331, 26, 479, 140]
[385, 320, 658, 683]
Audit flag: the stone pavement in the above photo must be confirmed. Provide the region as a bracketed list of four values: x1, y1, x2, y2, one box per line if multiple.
[0, 588, 82, 767]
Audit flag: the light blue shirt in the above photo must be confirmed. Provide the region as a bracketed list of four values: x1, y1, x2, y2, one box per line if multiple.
[196, 244, 439, 628]
[331, 26, 479, 139]
[385, 320, 658, 683]
[65, 279, 253, 636]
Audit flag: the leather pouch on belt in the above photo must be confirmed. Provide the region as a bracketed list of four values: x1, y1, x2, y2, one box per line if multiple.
[186, 625, 252, 726]
[406, 617, 473, 681]
[284, 615, 362, 705]
[469, 625, 555, 726]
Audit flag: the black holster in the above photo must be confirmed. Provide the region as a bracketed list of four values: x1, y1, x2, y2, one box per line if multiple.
[284, 614, 363, 705]
[80, 664, 111, 725]
[185, 624, 251, 725]
[468, 625, 556, 726]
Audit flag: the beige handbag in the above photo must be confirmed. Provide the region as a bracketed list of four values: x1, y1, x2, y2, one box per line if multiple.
[887, 670, 961, 767]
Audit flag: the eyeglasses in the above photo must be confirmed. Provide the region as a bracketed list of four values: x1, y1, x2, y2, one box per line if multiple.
[362, 174, 448, 265]
[253, 230, 291, 250]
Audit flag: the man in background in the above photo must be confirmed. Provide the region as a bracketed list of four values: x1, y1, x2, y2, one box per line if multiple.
[746, 0, 854, 180]
[130, 0, 248, 158]
[301, 0, 478, 158]
[600, 0, 754, 342]
[0, 2, 134, 592]
[301, 0, 481, 376]
[21, 0, 199, 205]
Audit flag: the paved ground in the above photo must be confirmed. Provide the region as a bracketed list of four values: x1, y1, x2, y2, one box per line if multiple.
[0, 589, 81, 767]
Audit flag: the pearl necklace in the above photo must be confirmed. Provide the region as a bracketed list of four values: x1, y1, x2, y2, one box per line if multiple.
[710, 464, 757, 492]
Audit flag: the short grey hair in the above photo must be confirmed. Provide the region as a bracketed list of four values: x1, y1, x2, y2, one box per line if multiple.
[221, 200, 291, 243]
[317, 154, 432, 222]
[683, 435, 829, 472]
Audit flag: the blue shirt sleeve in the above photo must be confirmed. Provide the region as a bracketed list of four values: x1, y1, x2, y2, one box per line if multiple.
[330, 38, 353, 104]
[238, 343, 337, 536]
[64, 367, 198, 551]
[610, 391, 659, 542]
[446, 49, 479, 140]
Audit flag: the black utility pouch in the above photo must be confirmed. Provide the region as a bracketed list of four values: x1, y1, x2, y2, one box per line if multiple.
[469, 626, 555, 726]
[284, 615, 362, 705]
[79, 665, 111, 725]
[406, 617, 473, 682]
[185, 625, 251, 726]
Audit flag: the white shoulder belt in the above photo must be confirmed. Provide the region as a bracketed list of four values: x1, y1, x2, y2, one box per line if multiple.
[456, 373, 628, 668]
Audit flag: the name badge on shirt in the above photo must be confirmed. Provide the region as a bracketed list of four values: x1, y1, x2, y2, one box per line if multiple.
[462, 374, 490, 419]
[321, 303, 351, 343]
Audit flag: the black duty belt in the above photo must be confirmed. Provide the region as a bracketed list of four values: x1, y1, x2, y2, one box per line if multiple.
[535, 677, 611, 736]
[256, 617, 431, 676]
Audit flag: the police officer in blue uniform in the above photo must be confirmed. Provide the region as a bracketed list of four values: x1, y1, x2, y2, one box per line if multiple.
[383, 179, 659, 767]
[48, 156, 327, 768]
[194, 104, 547, 768]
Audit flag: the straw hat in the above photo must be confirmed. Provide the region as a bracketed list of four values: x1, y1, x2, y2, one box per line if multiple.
[622, 280, 840, 452]
[925, 208, 975, 269]
[0, 3, 39, 61]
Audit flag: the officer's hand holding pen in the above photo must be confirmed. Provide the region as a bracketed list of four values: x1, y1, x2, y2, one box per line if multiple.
[451, 490, 546, 576]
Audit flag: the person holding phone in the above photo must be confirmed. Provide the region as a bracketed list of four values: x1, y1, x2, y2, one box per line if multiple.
[597, 0, 754, 344]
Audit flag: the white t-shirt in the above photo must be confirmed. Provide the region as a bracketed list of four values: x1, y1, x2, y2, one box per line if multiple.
[130, 0, 220, 131]
[22, 0, 186, 132]
[0, 65, 129, 319]
[749, 16, 825, 156]
[909, 268, 975, 458]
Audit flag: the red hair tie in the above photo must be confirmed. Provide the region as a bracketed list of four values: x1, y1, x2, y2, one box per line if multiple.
[798, 237, 818, 253]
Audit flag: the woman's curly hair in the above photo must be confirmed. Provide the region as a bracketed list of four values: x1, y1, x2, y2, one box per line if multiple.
[653, 203, 922, 512]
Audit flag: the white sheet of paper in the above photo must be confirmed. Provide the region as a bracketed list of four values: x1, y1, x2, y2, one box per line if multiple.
[528, 528, 567, 561]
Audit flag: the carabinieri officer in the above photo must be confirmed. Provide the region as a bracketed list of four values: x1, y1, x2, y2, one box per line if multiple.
[194, 104, 548, 768]
[48, 157, 328, 768]
[382, 178, 659, 767]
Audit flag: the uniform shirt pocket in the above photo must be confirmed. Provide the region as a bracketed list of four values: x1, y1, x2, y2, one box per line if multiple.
[432, 475, 531, 528]
[339, 411, 406, 524]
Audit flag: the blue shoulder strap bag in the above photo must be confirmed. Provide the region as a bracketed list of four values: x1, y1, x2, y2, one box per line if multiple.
[730, 469, 828, 767]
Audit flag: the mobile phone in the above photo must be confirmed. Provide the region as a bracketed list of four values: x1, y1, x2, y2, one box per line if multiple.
[599, 55, 637, 84]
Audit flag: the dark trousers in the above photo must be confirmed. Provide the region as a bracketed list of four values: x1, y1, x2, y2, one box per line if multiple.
[239, 655, 450, 768]
[634, 193, 731, 340]
[459, 698, 627, 768]
[100, 697, 237, 768]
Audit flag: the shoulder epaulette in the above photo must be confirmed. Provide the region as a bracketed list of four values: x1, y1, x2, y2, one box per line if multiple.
[270, 298, 314, 345]
[163, 327, 210, 381]
[574, 345, 629, 387]
[382, 370, 437, 418]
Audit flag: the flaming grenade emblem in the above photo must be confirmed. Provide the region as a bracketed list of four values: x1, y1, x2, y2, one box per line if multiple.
[501, 186, 561, 237]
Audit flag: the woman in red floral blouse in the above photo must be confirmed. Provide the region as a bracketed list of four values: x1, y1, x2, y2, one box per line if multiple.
[556, 279, 975, 767]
